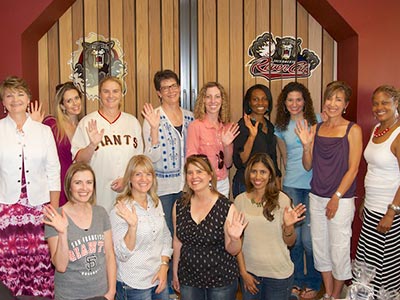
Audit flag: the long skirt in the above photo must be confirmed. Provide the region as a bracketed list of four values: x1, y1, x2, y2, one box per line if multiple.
[0, 189, 54, 297]
[354, 207, 400, 297]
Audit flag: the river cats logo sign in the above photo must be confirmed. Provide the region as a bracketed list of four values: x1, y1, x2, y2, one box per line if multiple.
[247, 32, 320, 81]
[69, 32, 127, 100]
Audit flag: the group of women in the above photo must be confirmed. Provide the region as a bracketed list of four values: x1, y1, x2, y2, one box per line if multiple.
[0, 72, 399, 300]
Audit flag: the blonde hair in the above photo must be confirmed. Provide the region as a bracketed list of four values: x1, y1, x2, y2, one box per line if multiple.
[98, 76, 123, 108]
[116, 155, 160, 207]
[194, 82, 230, 123]
[181, 154, 218, 206]
[64, 163, 97, 205]
[54, 82, 83, 141]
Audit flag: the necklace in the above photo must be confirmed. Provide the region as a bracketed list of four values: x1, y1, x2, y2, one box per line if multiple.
[373, 118, 398, 138]
[250, 198, 264, 207]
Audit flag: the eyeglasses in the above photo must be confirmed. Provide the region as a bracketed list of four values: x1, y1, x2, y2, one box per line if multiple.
[216, 150, 224, 169]
[160, 83, 179, 93]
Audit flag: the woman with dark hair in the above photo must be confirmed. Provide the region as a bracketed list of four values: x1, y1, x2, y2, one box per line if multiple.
[233, 84, 281, 198]
[186, 82, 239, 198]
[354, 85, 400, 297]
[0, 76, 60, 298]
[44, 162, 116, 300]
[110, 155, 172, 300]
[235, 153, 306, 300]
[172, 154, 246, 300]
[275, 82, 321, 299]
[41, 82, 83, 206]
[296, 81, 363, 300]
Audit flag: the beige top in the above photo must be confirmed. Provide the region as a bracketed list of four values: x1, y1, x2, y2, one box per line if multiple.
[235, 191, 294, 279]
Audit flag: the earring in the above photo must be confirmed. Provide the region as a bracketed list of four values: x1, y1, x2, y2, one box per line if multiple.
[284, 106, 289, 114]
[343, 108, 347, 114]
[208, 181, 212, 189]
[3, 106, 7, 114]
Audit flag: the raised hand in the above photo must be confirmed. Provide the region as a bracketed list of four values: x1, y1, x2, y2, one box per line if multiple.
[115, 201, 138, 227]
[221, 122, 240, 147]
[111, 177, 124, 193]
[85, 119, 104, 148]
[294, 119, 314, 147]
[243, 114, 259, 138]
[30, 100, 45, 122]
[142, 102, 160, 129]
[283, 203, 306, 227]
[43, 204, 68, 233]
[226, 211, 247, 241]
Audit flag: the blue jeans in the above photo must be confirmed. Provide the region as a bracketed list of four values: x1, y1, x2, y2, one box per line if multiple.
[159, 192, 181, 287]
[180, 279, 238, 300]
[283, 186, 321, 291]
[240, 272, 294, 300]
[116, 281, 169, 300]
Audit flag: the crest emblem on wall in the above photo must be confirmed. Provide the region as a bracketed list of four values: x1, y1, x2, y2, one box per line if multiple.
[247, 32, 320, 81]
[69, 32, 127, 100]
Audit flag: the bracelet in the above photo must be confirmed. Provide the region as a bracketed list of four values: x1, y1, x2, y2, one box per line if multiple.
[160, 261, 169, 266]
[387, 204, 400, 215]
[335, 191, 342, 199]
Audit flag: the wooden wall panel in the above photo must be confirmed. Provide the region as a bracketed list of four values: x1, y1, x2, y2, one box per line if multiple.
[243, 0, 256, 90]
[84, 0, 99, 113]
[37, 0, 335, 133]
[58, 8, 73, 84]
[38, 35, 50, 115]
[47, 23, 60, 116]
[123, 0, 136, 115]
[216, 0, 230, 90]
[308, 14, 323, 111]
[229, 0, 244, 124]
[136, 0, 150, 121]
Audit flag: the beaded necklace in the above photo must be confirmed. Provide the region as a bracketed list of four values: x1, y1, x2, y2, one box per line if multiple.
[373, 118, 398, 138]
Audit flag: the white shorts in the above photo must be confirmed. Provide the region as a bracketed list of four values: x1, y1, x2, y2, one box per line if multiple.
[309, 193, 355, 280]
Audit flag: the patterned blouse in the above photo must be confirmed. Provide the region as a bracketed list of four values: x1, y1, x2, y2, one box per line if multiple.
[176, 195, 238, 288]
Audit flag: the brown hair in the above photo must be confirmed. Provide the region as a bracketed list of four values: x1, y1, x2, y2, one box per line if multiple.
[64, 162, 96, 205]
[244, 153, 283, 221]
[275, 81, 317, 131]
[194, 82, 230, 123]
[153, 69, 180, 91]
[323, 81, 352, 103]
[181, 154, 218, 206]
[0, 76, 32, 101]
[116, 155, 160, 207]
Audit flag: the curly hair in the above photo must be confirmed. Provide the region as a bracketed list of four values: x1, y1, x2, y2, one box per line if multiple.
[323, 81, 352, 103]
[115, 155, 160, 207]
[181, 154, 219, 206]
[0, 76, 32, 101]
[244, 153, 283, 222]
[54, 82, 83, 141]
[275, 82, 317, 131]
[372, 85, 400, 113]
[64, 162, 97, 205]
[194, 82, 230, 123]
[243, 84, 273, 116]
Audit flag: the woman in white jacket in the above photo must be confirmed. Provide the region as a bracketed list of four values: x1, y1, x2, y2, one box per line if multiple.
[0, 76, 60, 298]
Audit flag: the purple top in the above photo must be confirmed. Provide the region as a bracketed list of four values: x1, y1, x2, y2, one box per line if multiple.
[43, 116, 72, 206]
[311, 122, 356, 198]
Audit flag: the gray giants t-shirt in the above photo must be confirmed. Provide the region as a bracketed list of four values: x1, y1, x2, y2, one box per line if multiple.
[45, 205, 111, 300]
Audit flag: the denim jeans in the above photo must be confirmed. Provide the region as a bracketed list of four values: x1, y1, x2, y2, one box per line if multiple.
[180, 279, 238, 300]
[116, 281, 169, 300]
[283, 186, 321, 291]
[159, 192, 181, 287]
[240, 272, 294, 300]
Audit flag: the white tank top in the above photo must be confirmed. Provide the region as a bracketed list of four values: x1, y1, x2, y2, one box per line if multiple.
[364, 125, 400, 213]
